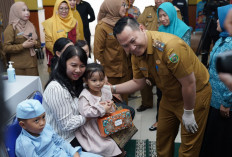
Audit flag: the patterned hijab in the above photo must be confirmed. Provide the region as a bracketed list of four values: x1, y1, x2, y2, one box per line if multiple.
[97, 0, 123, 27]
[9, 2, 38, 56]
[217, 4, 232, 37]
[157, 2, 190, 38]
[42, 0, 78, 48]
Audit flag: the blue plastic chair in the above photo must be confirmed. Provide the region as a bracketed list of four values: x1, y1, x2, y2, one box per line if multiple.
[4, 91, 43, 157]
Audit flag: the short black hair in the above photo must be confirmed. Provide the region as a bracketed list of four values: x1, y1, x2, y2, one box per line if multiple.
[113, 17, 140, 38]
[75, 40, 88, 48]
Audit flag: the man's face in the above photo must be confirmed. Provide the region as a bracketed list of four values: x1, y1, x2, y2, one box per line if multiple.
[155, 0, 167, 8]
[116, 25, 147, 57]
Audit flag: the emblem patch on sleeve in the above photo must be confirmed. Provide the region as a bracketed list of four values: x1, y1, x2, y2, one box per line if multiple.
[169, 53, 179, 63]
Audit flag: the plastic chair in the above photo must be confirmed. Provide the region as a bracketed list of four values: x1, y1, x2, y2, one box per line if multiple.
[4, 91, 43, 157]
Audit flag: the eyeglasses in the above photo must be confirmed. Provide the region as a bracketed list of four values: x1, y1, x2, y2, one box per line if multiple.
[122, 3, 128, 9]
[58, 7, 69, 12]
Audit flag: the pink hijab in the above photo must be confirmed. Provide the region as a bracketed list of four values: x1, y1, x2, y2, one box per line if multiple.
[9, 2, 38, 56]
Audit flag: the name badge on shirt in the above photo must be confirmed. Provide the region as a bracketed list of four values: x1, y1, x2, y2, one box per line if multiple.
[57, 29, 64, 33]
[108, 33, 113, 36]
[139, 67, 147, 71]
[147, 13, 152, 18]
[153, 40, 165, 52]
[177, 2, 184, 5]
[17, 32, 24, 36]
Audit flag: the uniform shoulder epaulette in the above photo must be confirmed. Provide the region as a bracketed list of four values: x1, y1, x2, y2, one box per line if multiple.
[153, 39, 165, 52]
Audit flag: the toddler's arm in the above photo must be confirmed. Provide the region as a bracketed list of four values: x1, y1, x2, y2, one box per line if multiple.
[79, 96, 106, 117]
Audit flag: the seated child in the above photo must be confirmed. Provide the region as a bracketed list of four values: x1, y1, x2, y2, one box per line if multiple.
[16, 99, 101, 157]
[75, 63, 125, 157]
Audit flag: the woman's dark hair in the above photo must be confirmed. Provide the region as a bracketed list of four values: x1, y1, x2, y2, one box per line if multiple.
[45, 45, 88, 98]
[75, 40, 91, 57]
[51, 38, 72, 71]
[84, 63, 105, 81]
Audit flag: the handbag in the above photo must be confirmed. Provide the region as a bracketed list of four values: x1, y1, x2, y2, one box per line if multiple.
[97, 109, 133, 137]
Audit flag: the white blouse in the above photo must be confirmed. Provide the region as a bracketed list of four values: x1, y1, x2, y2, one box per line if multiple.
[43, 81, 86, 142]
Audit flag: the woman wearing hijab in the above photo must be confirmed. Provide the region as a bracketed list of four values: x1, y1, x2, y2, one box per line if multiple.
[126, 0, 141, 19]
[3, 2, 40, 76]
[42, 0, 80, 72]
[68, 0, 84, 40]
[199, 5, 232, 157]
[157, 2, 191, 46]
[94, 0, 130, 103]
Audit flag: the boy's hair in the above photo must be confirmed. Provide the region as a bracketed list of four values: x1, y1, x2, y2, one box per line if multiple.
[75, 40, 88, 48]
[84, 63, 105, 81]
[17, 118, 25, 123]
[75, 40, 91, 58]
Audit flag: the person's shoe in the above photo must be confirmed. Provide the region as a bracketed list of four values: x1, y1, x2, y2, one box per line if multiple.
[149, 122, 158, 131]
[136, 105, 152, 112]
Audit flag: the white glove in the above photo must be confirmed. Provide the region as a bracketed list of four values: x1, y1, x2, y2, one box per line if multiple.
[182, 109, 198, 133]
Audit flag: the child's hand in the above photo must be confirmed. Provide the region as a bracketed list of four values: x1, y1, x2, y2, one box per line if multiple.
[100, 101, 112, 114]
[73, 152, 80, 157]
[105, 100, 114, 113]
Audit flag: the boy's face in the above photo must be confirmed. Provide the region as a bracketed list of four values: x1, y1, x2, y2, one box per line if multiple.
[19, 113, 46, 137]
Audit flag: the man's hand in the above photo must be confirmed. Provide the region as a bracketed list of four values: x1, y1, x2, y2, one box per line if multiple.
[73, 152, 80, 157]
[182, 109, 198, 133]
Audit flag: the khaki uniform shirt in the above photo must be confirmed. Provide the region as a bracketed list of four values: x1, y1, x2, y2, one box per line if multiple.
[132, 31, 209, 102]
[3, 25, 41, 69]
[94, 21, 129, 77]
[137, 5, 182, 31]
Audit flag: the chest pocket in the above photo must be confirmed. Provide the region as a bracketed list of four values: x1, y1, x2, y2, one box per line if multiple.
[106, 32, 119, 48]
[146, 15, 154, 22]
[14, 31, 26, 44]
[157, 64, 170, 76]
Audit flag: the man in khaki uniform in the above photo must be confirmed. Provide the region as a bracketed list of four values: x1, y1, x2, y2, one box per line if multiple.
[112, 17, 211, 157]
[136, 0, 182, 113]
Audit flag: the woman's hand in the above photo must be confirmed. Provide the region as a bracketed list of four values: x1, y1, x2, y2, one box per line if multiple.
[73, 152, 80, 157]
[220, 104, 230, 118]
[22, 39, 35, 48]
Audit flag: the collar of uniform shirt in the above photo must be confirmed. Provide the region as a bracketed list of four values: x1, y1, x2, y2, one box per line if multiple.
[146, 31, 154, 55]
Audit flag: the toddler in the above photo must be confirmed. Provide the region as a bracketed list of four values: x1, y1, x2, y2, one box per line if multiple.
[75, 63, 125, 156]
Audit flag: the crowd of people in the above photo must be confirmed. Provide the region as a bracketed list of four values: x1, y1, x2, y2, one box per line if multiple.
[0, 0, 232, 156]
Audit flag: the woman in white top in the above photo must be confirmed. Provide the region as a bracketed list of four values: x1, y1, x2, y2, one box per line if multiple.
[43, 45, 87, 147]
